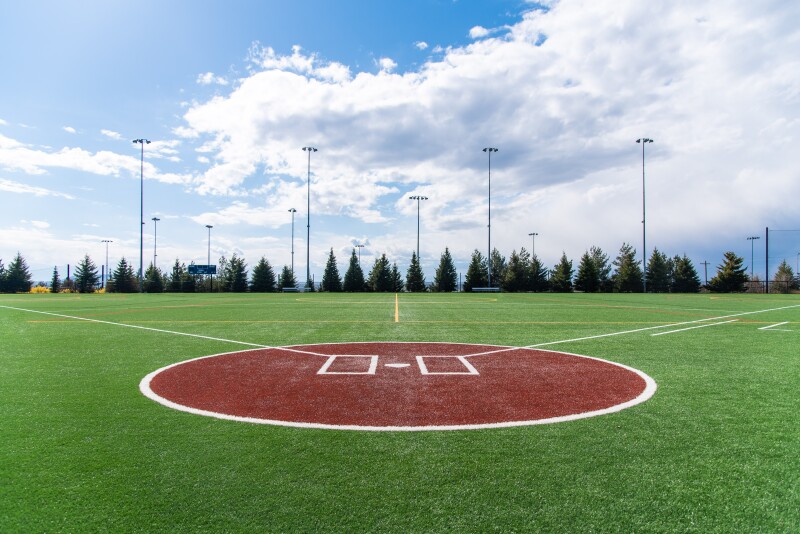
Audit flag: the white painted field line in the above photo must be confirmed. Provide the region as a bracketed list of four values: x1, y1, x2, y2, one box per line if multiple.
[460, 302, 800, 356]
[651, 319, 738, 337]
[0, 305, 332, 357]
[758, 322, 790, 331]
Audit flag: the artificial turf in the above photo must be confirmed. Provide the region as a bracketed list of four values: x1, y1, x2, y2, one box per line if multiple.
[1, 292, 798, 532]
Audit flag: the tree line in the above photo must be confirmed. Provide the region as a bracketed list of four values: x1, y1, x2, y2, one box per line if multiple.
[2, 245, 798, 294]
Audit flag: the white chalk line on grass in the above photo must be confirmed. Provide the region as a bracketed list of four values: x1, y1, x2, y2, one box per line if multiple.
[650, 319, 738, 336]
[0, 305, 333, 358]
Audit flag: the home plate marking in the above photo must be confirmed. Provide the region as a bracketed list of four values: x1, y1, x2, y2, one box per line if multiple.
[140, 342, 657, 431]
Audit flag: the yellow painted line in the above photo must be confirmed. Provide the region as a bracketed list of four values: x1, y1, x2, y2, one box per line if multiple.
[395, 293, 400, 323]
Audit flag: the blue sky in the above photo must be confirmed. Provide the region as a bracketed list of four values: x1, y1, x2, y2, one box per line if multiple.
[2, 0, 799, 284]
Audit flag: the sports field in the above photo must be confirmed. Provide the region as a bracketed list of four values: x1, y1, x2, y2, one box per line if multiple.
[1, 292, 798, 532]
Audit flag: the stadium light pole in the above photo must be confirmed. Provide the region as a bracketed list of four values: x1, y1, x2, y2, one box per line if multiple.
[206, 224, 213, 292]
[133, 138, 151, 292]
[483, 147, 498, 287]
[636, 138, 653, 292]
[528, 232, 538, 259]
[151, 217, 160, 270]
[302, 146, 317, 289]
[288, 208, 297, 276]
[409, 195, 428, 262]
[101, 239, 112, 289]
[356, 243, 365, 266]
[747, 236, 760, 279]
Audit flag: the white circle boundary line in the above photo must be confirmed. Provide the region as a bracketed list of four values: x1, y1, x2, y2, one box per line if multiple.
[139, 342, 657, 432]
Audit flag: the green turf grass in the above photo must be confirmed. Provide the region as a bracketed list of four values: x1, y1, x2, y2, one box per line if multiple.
[1, 292, 798, 531]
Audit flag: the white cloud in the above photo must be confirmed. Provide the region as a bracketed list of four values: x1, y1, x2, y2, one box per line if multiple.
[0, 178, 74, 199]
[377, 57, 397, 73]
[174, 0, 800, 269]
[469, 26, 490, 39]
[415, 41, 429, 50]
[197, 72, 229, 86]
[101, 129, 122, 140]
[62, 126, 76, 134]
[0, 118, 8, 126]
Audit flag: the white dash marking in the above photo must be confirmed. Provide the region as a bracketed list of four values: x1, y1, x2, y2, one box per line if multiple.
[651, 319, 738, 336]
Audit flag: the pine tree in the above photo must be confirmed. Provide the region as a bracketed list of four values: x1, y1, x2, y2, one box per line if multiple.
[391, 262, 404, 292]
[502, 249, 529, 292]
[489, 248, 506, 288]
[464, 250, 488, 292]
[590, 246, 613, 292]
[550, 252, 574, 293]
[574, 251, 600, 293]
[771, 259, 795, 294]
[278, 265, 297, 289]
[613, 243, 643, 293]
[709, 251, 747, 293]
[404, 252, 426, 292]
[0, 259, 6, 293]
[368, 254, 392, 292]
[222, 254, 248, 292]
[167, 259, 185, 292]
[182, 262, 198, 293]
[4, 253, 33, 293]
[343, 249, 366, 292]
[50, 266, 61, 293]
[529, 255, 549, 292]
[434, 247, 457, 292]
[321, 248, 342, 292]
[250, 257, 277, 292]
[143, 263, 165, 293]
[671, 255, 702, 293]
[75, 255, 100, 293]
[108, 257, 138, 293]
[646, 248, 671, 293]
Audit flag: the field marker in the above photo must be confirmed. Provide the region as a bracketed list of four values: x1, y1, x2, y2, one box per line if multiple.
[394, 293, 399, 323]
[758, 322, 792, 331]
[650, 319, 738, 336]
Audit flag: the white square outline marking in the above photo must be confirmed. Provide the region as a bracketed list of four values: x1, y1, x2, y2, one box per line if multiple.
[317, 355, 379, 375]
[416, 355, 479, 375]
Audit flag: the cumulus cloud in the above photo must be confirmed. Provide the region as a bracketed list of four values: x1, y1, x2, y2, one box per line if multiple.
[62, 126, 76, 134]
[197, 72, 229, 86]
[101, 129, 122, 140]
[414, 41, 429, 50]
[176, 0, 800, 266]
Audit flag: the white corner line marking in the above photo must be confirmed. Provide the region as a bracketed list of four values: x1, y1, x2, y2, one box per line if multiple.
[317, 355, 379, 375]
[651, 319, 738, 336]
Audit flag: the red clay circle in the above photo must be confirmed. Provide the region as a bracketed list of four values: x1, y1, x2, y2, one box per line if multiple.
[141, 342, 655, 430]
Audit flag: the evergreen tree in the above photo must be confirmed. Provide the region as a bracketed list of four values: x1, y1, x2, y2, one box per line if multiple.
[4, 253, 33, 293]
[489, 248, 506, 288]
[550, 252, 574, 293]
[50, 266, 61, 293]
[278, 265, 297, 289]
[464, 250, 488, 292]
[709, 251, 748, 293]
[167, 259, 185, 292]
[321, 248, 343, 292]
[368, 254, 392, 292]
[590, 246, 613, 292]
[646, 248, 671, 293]
[74, 255, 100, 293]
[0, 259, 6, 293]
[108, 257, 138, 293]
[612, 243, 643, 293]
[433, 247, 457, 292]
[390, 262, 404, 292]
[222, 254, 248, 292]
[529, 255, 550, 292]
[574, 251, 600, 293]
[771, 259, 795, 294]
[143, 263, 165, 293]
[404, 251, 426, 292]
[250, 257, 277, 292]
[182, 262, 198, 293]
[502, 249, 529, 292]
[670, 255, 702, 293]
[343, 249, 366, 292]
